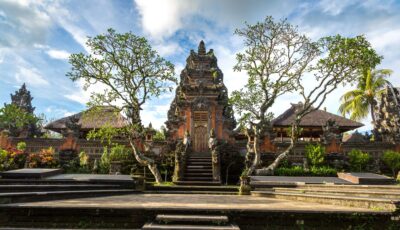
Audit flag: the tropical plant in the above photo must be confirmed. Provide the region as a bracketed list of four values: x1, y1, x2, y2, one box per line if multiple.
[339, 68, 392, 123]
[79, 151, 89, 168]
[381, 150, 400, 177]
[0, 104, 38, 137]
[16, 142, 27, 151]
[109, 144, 133, 162]
[28, 147, 58, 168]
[348, 149, 371, 172]
[305, 143, 325, 167]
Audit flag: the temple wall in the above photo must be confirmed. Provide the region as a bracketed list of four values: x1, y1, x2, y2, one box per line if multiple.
[2, 136, 166, 160]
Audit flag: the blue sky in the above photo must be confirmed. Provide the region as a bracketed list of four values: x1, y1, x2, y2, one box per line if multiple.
[0, 0, 399, 131]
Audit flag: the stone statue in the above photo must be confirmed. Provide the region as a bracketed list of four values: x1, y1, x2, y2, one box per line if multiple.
[208, 128, 221, 182]
[321, 119, 341, 144]
[172, 140, 187, 182]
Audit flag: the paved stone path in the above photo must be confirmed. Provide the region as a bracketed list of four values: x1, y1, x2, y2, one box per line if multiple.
[7, 194, 382, 213]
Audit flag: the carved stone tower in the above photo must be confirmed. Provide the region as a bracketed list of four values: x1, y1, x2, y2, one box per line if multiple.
[166, 41, 235, 153]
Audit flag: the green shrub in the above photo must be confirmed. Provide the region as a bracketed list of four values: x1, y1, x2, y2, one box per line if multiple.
[275, 166, 305, 176]
[348, 149, 371, 172]
[99, 147, 110, 174]
[16, 142, 26, 151]
[109, 145, 133, 162]
[305, 143, 325, 167]
[381, 150, 400, 177]
[275, 166, 337, 177]
[310, 166, 337, 177]
[79, 151, 89, 168]
[0, 148, 8, 171]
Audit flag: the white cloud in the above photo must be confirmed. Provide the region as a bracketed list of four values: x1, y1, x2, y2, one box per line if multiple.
[0, 0, 51, 47]
[154, 42, 182, 56]
[46, 49, 70, 60]
[15, 66, 49, 86]
[134, 0, 195, 39]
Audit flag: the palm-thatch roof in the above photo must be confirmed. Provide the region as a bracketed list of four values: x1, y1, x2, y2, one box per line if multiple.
[272, 103, 363, 132]
[45, 107, 128, 133]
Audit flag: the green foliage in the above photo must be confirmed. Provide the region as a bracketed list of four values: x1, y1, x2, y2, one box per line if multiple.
[153, 128, 166, 141]
[275, 166, 337, 177]
[99, 147, 110, 174]
[305, 143, 325, 167]
[0, 148, 8, 171]
[87, 125, 127, 146]
[339, 68, 392, 122]
[109, 144, 133, 162]
[0, 104, 38, 136]
[382, 150, 400, 177]
[67, 28, 176, 128]
[16, 142, 26, 151]
[79, 151, 89, 167]
[348, 149, 371, 172]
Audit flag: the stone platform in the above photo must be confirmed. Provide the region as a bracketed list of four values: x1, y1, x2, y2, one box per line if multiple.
[250, 176, 352, 187]
[0, 194, 397, 229]
[0, 168, 63, 179]
[338, 172, 395, 185]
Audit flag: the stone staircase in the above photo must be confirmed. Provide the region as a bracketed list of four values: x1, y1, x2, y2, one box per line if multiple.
[252, 185, 400, 211]
[142, 214, 240, 230]
[175, 155, 220, 186]
[0, 177, 136, 204]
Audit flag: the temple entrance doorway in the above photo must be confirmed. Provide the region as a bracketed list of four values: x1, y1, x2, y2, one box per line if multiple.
[193, 111, 208, 153]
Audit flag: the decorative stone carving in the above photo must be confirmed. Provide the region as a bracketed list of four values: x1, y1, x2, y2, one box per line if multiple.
[208, 128, 221, 182]
[321, 119, 342, 144]
[374, 86, 400, 143]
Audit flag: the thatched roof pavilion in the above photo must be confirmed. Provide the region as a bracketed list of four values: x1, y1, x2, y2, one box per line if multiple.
[273, 103, 363, 139]
[45, 107, 128, 138]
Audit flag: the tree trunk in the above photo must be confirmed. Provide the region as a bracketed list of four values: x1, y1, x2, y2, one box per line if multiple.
[370, 102, 376, 126]
[256, 142, 295, 175]
[255, 120, 299, 175]
[248, 134, 260, 176]
[129, 139, 163, 183]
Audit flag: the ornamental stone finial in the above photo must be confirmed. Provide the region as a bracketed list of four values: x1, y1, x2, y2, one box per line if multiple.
[198, 40, 206, 55]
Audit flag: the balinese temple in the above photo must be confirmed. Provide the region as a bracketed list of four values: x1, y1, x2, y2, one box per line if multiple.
[166, 41, 236, 153]
[272, 103, 364, 141]
[45, 106, 128, 139]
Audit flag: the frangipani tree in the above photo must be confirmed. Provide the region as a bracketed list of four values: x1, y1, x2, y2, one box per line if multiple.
[231, 17, 382, 177]
[67, 28, 176, 183]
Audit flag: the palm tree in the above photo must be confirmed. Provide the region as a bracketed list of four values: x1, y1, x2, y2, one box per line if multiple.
[339, 68, 393, 124]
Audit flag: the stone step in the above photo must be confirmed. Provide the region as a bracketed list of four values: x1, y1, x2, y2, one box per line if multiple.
[156, 214, 229, 223]
[0, 179, 134, 187]
[187, 162, 212, 166]
[185, 173, 213, 176]
[186, 166, 212, 169]
[144, 190, 238, 195]
[142, 223, 240, 230]
[174, 181, 221, 186]
[0, 184, 121, 192]
[271, 187, 400, 199]
[299, 184, 400, 191]
[251, 191, 400, 211]
[183, 177, 213, 181]
[0, 189, 136, 204]
[187, 158, 212, 162]
[148, 185, 238, 192]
